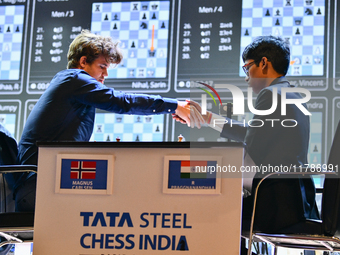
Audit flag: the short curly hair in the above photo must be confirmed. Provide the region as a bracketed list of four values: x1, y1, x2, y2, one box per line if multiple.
[67, 29, 123, 69]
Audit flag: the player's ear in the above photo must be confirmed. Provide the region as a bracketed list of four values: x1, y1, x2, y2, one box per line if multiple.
[261, 57, 268, 70]
[79, 56, 87, 69]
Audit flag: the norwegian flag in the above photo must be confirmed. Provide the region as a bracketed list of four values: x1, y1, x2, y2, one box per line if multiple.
[70, 161, 96, 179]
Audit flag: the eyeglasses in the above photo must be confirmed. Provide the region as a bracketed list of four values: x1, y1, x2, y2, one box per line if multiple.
[242, 61, 255, 76]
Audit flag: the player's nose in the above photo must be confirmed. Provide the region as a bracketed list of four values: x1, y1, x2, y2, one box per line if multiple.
[103, 68, 108, 77]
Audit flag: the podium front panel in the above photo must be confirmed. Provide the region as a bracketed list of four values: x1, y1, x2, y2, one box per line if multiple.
[33, 142, 244, 255]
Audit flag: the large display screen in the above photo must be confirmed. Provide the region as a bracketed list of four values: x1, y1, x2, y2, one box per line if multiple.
[27, 0, 174, 94]
[0, 0, 336, 165]
[239, 0, 326, 78]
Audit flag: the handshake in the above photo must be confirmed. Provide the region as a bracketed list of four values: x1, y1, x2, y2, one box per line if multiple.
[173, 100, 212, 129]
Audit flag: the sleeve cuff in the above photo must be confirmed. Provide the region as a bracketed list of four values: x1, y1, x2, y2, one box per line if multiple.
[155, 97, 178, 114]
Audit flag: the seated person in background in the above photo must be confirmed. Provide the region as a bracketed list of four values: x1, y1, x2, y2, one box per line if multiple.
[13, 29, 204, 212]
[0, 124, 17, 166]
[179, 35, 319, 233]
[0, 126, 20, 254]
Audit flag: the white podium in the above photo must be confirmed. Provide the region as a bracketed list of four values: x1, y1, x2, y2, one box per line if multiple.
[33, 142, 244, 255]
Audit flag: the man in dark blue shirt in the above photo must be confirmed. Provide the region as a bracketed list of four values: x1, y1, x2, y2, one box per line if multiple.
[181, 36, 319, 238]
[14, 30, 203, 212]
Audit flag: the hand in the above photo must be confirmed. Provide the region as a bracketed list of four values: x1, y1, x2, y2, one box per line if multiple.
[172, 113, 186, 124]
[186, 99, 212, 124]
[174, 101, 205, 128]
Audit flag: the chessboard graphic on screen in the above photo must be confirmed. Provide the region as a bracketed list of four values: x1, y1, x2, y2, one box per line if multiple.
[91, 1, 170, 79]
[90, 113, 164, 142]
[309, 111, 322, 164]
[0, 5, 24, 80]
[0, 113, 16, 137]
[239, 0, 325, 77]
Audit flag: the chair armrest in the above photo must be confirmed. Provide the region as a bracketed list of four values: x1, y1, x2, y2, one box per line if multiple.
[0, 165, 37, 174]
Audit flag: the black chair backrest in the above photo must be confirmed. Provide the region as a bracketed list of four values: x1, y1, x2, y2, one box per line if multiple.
[322, 120, 340, 237]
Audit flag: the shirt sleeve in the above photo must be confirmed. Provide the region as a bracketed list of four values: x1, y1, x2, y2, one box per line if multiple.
[220, 117, 247, 142]
[72, 71, 178, 115]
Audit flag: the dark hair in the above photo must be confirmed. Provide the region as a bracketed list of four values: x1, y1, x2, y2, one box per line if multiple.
[242, 35, 290, 75]
[67, 29, 123, 69]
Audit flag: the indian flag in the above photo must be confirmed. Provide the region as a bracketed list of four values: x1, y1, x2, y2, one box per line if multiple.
[180, 161, 208, 179]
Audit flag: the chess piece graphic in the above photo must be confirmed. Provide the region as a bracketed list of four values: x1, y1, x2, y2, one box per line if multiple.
[140, 22, 147, 29]
[305, 8, 313, 15]
[275, 18, 280, 26]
